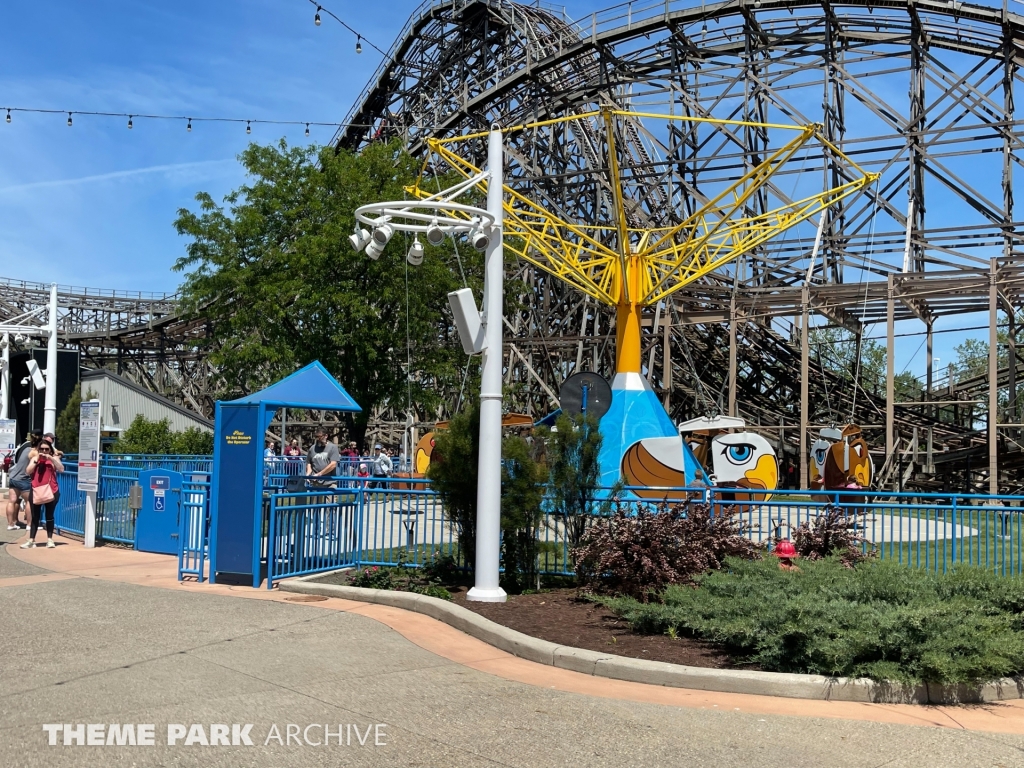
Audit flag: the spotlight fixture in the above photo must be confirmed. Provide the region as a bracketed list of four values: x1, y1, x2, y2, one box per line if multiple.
[127, 115, 133, 129]
[753, 0, 760, 6]
[348, 227, 371, 252]
[246, 121, 252, 135]
[364, 240, 385, 260]
[468, 219, 490, 252]
[315, 6, 321, 25]
[406, 237, 424, 266]
[425, 221, 445, 246]
[372, 222, 394, 247]
[14, 333, 24, 344]
[67, 112, 73, 127]
[20, 399, 30, 405]
[20, 377, 29, 386]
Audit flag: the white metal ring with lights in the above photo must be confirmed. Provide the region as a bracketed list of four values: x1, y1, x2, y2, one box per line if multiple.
[354, 199, 494, 234]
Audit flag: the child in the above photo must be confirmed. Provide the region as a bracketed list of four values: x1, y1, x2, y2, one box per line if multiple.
[356, 463, 370, 487]
[775, 539, 800, 571]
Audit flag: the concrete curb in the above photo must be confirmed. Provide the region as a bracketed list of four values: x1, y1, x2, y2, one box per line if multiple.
[279, 577, 1024, 705]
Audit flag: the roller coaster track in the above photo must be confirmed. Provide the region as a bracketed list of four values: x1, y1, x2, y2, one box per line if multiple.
[8, 0, 1024, 490]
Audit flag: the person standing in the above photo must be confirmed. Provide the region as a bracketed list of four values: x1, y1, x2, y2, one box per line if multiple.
[283, 438, 302, 458]
[20, 437, 62, 549]
[6, 429, 41, 531]
[306, 429, 340, 488]
[340, 441, 359, 472]
[371, 444, 393, 488]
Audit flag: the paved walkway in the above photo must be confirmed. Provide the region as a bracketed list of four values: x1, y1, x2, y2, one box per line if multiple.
[1, 529, 1024, 767]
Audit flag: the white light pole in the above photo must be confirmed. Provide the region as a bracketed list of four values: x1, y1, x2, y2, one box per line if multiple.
[467, 125, 507, 602]
[352, 125, 507, 602]
[43, 284, 58, 435]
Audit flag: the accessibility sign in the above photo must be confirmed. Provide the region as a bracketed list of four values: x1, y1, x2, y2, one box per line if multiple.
[154, 495, 165, 512]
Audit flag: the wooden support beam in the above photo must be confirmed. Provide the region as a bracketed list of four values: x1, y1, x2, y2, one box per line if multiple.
[728, 294, 738, 416]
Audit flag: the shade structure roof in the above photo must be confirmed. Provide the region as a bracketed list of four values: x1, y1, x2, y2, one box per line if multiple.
[225, 361, 361, 412]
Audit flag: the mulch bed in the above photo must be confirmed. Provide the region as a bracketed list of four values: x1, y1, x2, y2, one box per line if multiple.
[312, 570, 751, 670]
[450, 586, 751, 670]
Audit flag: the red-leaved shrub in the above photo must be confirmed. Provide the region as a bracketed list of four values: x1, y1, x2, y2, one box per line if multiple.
[788, 505, 873, 566]
[572, 501, 762, 602]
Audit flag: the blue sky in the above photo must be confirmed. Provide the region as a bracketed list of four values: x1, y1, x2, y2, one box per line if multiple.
[0, 0, 414, 291]
[0, 0, 1001, 381]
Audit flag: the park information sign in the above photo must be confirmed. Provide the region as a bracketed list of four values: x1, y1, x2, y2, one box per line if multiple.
[78, 400, 101, 492]
[0, 418, 16, 460]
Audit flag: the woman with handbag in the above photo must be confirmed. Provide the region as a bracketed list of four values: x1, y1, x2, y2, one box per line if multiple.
[20, 437, 62, 549]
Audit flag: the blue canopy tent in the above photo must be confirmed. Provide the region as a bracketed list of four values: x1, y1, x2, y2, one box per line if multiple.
[208, 361, 361, 586]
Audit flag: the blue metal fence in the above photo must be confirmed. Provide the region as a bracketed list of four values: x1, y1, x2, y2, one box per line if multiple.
[49, 457, 1024, 587]
[178, 476, 211, 582]
[261, 481, 1024, 587]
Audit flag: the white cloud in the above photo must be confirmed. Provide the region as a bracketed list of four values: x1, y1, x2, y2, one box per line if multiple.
[0, 159, 235, 195]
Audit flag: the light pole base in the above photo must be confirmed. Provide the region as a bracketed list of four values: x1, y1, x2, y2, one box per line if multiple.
[466, 586, 507, 603]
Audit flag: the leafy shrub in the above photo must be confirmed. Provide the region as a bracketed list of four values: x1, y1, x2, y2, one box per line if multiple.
[349, 563, 452, 601]
[573, 501, 761, 602]
[789, 505, 872, 566]
[351, 565, 395, 590]
[427, 406, 480, 570]
[410, 584, 452, 601]
[601, 557, 1024, 685]
[536, 412, 603, 563]
[422, 551, 460, 584]
[112, 414, 214, 455]
[500, 435, 545, 593]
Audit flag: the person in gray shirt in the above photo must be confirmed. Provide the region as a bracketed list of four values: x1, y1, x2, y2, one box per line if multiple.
[6, 429, 41, 530]
[305, 428, 340, 488]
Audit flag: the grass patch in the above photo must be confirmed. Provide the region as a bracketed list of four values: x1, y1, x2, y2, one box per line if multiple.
[600, 557, 1024, 685]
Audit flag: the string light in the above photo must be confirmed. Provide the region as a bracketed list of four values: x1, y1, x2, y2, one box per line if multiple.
[305, 123, 310, 136]
[306, 0, 385, 55]
[0, 106, 367, 133]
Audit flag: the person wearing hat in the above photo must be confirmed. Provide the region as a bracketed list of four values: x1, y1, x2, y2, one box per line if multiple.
[6, 428, 41, 531]
[775, 539, 800, 571]
[370, 444, 392, 488]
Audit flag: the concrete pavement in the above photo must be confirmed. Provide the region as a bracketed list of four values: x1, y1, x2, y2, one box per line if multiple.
[2, 527, 1024, 767]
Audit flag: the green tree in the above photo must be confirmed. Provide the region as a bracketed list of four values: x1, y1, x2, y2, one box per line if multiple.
[500, 435, 544, 593]
[427, 405, 480, 570]
[810, 327, 925, 403]
[171, 427, 215, 455]
[537, 412, 603, 562]
[112, 415, 213, 455]
[55, 383, 97, 453]
[173, 139, 477, 447]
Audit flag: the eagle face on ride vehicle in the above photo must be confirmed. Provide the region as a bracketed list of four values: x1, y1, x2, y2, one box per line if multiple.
[710, 432, 778, 495]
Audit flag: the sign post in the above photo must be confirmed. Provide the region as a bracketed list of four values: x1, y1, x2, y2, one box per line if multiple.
[0, 418, 16, 488]
[78, 400, 101, 548]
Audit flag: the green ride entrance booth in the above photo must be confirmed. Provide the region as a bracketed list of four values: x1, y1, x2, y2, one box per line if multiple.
[208, 361, 361, 586]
